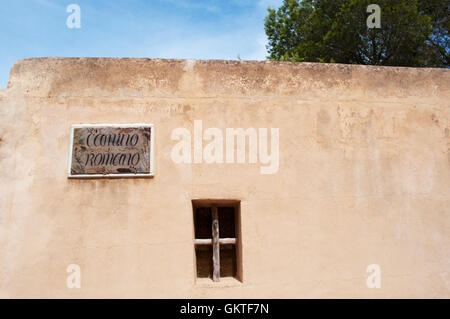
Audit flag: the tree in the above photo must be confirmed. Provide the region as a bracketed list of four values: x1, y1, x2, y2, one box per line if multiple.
[264, 0, 449, 67]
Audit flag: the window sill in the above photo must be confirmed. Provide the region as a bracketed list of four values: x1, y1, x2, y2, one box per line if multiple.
[195, 277, 243, 288]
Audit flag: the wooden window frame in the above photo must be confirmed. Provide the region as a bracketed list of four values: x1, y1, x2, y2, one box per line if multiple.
[192, 200, 242, 282]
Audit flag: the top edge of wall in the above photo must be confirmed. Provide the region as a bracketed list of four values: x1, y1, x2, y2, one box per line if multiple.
[6, 57, 450, 100]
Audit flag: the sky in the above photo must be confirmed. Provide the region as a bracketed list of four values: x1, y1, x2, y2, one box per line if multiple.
[0, 0, 283, 87]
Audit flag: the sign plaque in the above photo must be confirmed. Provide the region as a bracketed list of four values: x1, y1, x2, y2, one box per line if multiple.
[68, 124, 154, 178]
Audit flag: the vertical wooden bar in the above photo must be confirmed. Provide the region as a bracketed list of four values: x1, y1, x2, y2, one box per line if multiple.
[212, 206, 220, 282]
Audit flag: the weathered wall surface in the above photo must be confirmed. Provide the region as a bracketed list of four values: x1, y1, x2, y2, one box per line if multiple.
[0, 58, 449, 298]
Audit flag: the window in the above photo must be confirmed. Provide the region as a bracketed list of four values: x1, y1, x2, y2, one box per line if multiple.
[192, 200, 242, 282]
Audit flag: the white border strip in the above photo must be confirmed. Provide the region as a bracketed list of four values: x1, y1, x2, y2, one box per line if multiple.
[68, 123, 154, 179]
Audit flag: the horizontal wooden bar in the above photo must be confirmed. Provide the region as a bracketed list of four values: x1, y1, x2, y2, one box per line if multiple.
[218, 238, 236, 245]
[194, 238, 236, 245]
[195, 239, 212, 245]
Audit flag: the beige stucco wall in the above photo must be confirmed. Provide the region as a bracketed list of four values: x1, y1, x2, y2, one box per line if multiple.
[0, 58, 449, 298]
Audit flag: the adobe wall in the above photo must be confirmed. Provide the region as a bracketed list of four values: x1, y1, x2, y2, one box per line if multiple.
[0, 58, 449, 298]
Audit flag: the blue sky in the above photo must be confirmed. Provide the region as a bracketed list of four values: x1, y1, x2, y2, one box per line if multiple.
[0, 0, 283, 87]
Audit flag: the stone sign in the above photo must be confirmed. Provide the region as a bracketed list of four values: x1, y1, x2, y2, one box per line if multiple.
[68, 124, 154, 178]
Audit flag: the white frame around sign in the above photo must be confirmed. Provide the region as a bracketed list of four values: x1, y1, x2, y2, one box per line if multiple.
[68, 123, 154, 178]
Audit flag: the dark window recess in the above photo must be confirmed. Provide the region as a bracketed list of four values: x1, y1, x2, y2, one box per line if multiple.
[193, 201, 242, 282]
[194, 207, 212, 239]
[218, 207, 235, 238]
[220, 244, 237, 278]
[195, 245, 213, 278]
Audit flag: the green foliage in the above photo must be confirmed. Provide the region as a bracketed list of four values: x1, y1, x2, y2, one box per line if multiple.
[264, 0, 449, 67]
